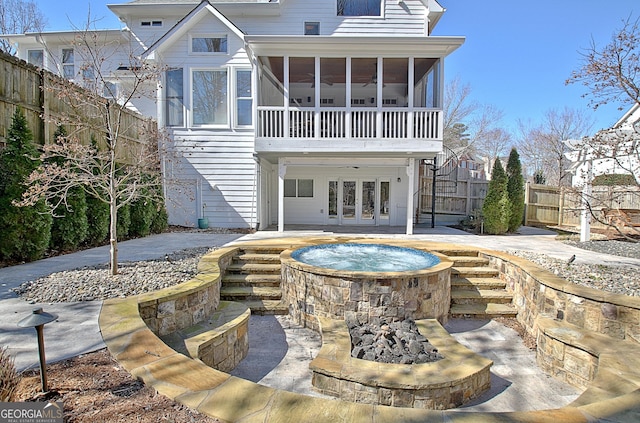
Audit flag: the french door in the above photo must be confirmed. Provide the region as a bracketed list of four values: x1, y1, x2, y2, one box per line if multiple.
[328, 179, 389, 225]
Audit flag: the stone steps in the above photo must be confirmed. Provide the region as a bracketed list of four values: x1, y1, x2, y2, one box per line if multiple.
[221, 248, 288, 315]
[445, 250, 515, 320]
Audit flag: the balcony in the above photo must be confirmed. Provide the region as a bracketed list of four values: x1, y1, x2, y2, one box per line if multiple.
[256, 107, 442, 156]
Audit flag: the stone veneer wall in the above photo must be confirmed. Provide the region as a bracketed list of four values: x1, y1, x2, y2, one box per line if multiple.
[281, 249, 452, 331]
[138, 248, 237, 336]
[481, 251, 640, 344]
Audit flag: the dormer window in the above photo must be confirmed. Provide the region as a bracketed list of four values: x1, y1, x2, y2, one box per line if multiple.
[337, 0, 381, 16]
[304, 21, 320, 35]
[141, 20, 163, 27]
[190, 35, 228, 54]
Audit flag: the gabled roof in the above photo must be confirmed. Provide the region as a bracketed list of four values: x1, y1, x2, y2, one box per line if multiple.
[141, 0, 245, 60]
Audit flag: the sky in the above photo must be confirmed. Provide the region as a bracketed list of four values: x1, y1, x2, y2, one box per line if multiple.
[31, 0, 637, 134]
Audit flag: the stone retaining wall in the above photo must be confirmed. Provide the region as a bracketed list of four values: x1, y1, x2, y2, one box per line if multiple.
[137, 248, 237, 336]
[482, 251, 640, 344]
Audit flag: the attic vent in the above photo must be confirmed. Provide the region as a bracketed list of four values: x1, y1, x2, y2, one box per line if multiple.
[141, 20, 163, 27]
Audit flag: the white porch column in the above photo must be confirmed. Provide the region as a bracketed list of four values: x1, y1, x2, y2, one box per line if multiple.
[278, 160, 286, 233]
[406, 158, 415, 235]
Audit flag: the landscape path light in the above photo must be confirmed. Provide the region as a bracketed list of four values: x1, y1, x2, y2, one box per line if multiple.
[17, 307, 58, 392]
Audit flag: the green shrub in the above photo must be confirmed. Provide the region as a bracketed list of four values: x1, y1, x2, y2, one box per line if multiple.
[482, 159, 511, 235]
[592, 173, 638, 186]
[506, 148, 525, 233]
[0, 347, 20, 401]
[130, 197, 155, 238]
[85, 194, 110, 246]
[0, 108, 52, 261]
[151, 201, 169, 234]
[117, 203, 131, 240]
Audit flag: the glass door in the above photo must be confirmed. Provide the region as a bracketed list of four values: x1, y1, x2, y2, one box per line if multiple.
[342, 180, 356, 221]
[329, 179, 386, 225]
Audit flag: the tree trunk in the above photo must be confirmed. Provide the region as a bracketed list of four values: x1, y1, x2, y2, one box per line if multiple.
[109, 199, 118, 275]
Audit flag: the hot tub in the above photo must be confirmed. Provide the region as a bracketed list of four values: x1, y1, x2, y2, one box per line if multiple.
[280, 242, 453, 330]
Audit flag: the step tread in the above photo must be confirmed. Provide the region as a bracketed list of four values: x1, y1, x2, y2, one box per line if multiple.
[451, 277, 506, 289]
[451, 289, 513, 299]
[451, 267, 499, 276]
[226, 263, 281, 273]
[220, 286, 282, 299]
[450, 303, 517, 317]
[451, 257, 490, 266]
[236, 253, 281, 263]
[241, 300, 289, 315]
[222, 273, 281, 285]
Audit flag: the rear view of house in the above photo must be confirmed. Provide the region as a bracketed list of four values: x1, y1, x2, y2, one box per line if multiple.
[5, 0, 464, 234]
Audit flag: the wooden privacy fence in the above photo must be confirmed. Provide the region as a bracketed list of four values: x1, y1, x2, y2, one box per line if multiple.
[0, 50, 155, 162]
[418, 164, 489, 220]
[524, 182, 640, 229]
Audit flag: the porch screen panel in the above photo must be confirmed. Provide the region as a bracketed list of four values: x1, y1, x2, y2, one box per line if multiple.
[192, 69, 228, 125]
[413, 58, 440, 108]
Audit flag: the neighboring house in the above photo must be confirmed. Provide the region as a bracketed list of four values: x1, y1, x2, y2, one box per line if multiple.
[3, 0, 464, 234]
[566, 103, 640, 187]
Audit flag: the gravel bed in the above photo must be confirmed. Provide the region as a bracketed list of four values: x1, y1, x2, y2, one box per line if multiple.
[11, 239, 640, 303]
[12, 247, 213, 303]
[509, 240, 640, 297]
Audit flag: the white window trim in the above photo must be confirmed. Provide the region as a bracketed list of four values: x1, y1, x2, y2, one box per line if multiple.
[189, 33, 229, 55]
[189, 67, 230, 128]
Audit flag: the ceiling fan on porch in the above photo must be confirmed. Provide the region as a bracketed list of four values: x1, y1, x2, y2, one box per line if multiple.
[298, 73, 334, 87]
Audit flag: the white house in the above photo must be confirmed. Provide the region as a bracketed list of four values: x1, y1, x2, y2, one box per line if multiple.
[3, 0, 464, 234]
[566, 103, 640, 188]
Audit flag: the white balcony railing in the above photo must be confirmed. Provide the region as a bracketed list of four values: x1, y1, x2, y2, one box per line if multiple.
[257, 107, 441, 140]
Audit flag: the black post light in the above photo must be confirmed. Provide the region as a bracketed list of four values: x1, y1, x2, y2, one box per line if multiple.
[17, 307, 58, 392]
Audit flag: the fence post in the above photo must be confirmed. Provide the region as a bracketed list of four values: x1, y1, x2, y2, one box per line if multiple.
[524, 182, 530, 226]
[558, 187, 565, 226]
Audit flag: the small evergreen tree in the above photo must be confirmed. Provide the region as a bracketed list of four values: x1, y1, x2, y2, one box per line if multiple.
[533, 169, 546, 185]
[482, 159, 511, 235]
[85, 193, 110, 245]
[506, 148, 525, 233]
[0, 108, 52, 261]
[49, 125, 89, 251]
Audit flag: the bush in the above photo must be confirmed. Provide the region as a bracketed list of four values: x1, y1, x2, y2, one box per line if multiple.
[130, 198, 155, 238]
[482, 159, 511, 235]
[506, 148, 525, 233]
[85, 194, 110, 246]
[151, 201, 169, 234]
[0, 108, 52, 261]
[117, 203, 131, 241]
[50, 186, 89, 251]
[0, 347, 20, 401]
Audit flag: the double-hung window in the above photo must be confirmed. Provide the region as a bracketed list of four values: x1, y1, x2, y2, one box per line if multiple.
[191, 35, 228, 54]
[235, 69, 252, 126]
[192, 69, 228, 126]
[62, 48, 74, 79]
[166, 68, 184, 127]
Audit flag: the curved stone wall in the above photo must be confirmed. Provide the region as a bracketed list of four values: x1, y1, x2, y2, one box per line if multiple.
[281, 245, 452, 330]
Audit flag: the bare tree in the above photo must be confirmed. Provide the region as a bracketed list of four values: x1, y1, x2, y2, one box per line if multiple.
[0, 0, 46, 54]
[443, 75, 479, 149]
[16, 17, 171, 275]
[517, 107, 594, 186]
[567, 15, 640, 111]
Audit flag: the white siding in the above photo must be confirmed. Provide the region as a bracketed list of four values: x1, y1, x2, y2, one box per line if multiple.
[230, 0, 429, 36]
[170, 131, 257, 228]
